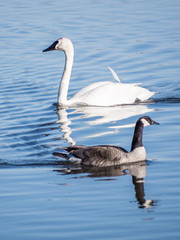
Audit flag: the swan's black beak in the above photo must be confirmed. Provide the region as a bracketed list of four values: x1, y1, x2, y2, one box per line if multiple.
[42, 40, 58, 52]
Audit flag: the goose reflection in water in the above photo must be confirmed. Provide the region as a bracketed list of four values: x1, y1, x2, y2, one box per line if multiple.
[54, 160, 156, 209]
[55, 103, 155, 144]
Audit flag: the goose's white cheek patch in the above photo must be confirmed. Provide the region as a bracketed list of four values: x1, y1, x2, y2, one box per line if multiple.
[141, 118, 150, 127]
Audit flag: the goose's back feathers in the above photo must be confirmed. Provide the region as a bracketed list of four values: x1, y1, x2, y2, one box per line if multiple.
[66, 145, 129, 167]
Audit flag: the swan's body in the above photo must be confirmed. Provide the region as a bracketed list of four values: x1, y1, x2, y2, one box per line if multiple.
[54, 116, 159, 167]
[69, 81, 154, 106]
[43, 37, 156, 106]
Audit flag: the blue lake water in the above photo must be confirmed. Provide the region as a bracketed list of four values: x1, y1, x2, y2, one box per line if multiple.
[0, 0, 180, 239]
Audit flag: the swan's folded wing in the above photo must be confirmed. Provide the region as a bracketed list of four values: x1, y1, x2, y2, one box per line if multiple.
[70, 82, 155, 106]
[66, 145, 128, 167]
[70, 81, 112, 100]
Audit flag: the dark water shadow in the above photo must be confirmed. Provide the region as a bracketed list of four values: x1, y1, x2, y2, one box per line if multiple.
[147, 97, 180, 104]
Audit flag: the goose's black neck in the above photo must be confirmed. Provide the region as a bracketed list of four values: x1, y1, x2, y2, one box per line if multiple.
[131, 120, 144, 151]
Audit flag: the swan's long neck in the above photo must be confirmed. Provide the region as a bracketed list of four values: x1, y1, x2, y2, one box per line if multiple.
[131, 121, 144, 151]
[58, 45, 74, 105]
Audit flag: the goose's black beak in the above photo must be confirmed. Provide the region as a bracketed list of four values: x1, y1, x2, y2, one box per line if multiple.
[152, 120, 159, 125]
[42, 40, 58, 52]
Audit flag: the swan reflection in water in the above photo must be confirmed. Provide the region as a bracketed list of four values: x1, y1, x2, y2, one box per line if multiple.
[54, 159, 156, 209]
[55, 103, 154, 144]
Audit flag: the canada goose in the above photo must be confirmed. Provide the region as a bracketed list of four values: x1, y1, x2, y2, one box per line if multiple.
[62, 116, 159, 167]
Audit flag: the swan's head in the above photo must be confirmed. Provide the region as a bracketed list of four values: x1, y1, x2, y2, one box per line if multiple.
[43, 37, 73, 53]
[138, 116, 159, 127]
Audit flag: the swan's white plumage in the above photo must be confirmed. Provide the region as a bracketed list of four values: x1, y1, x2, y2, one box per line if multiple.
[43, 37, 156, 106]
[69, 81, 154, 106]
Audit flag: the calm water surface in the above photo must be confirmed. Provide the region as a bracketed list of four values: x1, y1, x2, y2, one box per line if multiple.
[0, 0, 180, 239]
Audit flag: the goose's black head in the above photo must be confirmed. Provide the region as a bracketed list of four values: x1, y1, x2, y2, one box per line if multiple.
[131, 116, 159, 151]
[138, 116, 159, 127]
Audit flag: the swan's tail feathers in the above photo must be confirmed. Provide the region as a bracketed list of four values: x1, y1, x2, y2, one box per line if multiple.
[108, 66, 121, 83]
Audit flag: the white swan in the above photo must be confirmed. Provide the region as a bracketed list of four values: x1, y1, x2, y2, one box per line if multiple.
[43, 37, 156, 106]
